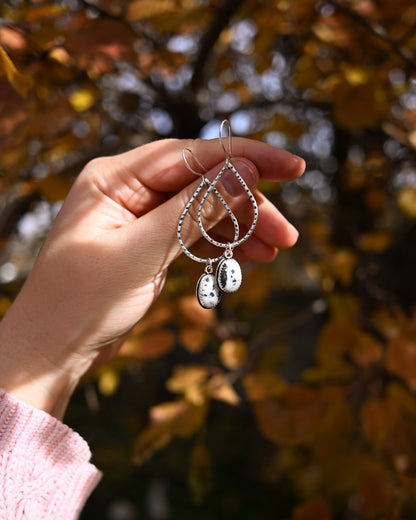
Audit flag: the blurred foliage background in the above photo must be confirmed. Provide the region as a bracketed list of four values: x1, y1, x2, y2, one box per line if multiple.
[1, 0, 416, 518]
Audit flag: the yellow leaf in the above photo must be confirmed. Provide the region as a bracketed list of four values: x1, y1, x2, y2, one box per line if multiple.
[120, 329, 175, 359]
[311, 319, 355, 380]
[24, 4, 69, 22]
[208, 373, 241, 406]
[293, 55, 322, 91]
[358, 231, 392, 253]
[36, 174, 72, 202]
[398, 187, 416, 219]
[98, 368, 120, 396]
[134, 418, 175, 464]
[69, 88, 96, 112]
[126, 0, 178, 21]
[243, 371, 287, 402]
[0, 45, 32, 97]
[219, 338, 248, 370]
[0, 296, 12, 317]
[150, 400, 188, 424]
[332, 76, 390, 130]
[166, 365, 208, 394]
[328, 250, 358, 286]
[134, 399, 208, 464]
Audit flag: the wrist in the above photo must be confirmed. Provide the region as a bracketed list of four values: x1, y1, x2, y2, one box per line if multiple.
[0, 297, 88, 420]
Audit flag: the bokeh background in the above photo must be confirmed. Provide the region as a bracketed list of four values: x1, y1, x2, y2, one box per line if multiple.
[1, 1, 416, 518]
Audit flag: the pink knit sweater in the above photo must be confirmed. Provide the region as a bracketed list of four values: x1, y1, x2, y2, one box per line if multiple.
[0, 389, 101, 519]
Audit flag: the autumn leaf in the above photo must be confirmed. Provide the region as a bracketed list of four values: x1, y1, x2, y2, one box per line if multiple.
[134, 399, 207, 463]
[0, 45, 32, 97]
[36, 174, 73, 202]
[120, 329, 175, 360]
[292, 499, 332, 520]
[207, 373, 241, 406]
[254, 386, 325, 446]
[386, 333, 416, 390]
[219, 338, 248, 370]
[397, 187, 416, 219]
[332, 72, 390, 130]
[243, 371, 287, 402]
[360, 398, 401, 449]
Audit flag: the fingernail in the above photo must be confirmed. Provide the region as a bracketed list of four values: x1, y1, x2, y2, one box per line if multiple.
[221, 160, 257, 197]
[288, 222, 299, 244]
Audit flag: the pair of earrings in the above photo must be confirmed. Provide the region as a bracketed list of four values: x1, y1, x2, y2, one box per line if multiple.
[177, 120, 259, 309]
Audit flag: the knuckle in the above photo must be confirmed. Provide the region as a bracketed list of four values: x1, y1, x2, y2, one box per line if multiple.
[185, 192, 225, 232]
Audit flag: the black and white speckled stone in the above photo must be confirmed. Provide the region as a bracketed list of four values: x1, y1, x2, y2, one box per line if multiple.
[196, 273, 222, 309]
[216, 258, 242, 294]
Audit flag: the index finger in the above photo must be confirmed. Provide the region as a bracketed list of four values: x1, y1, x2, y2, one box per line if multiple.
[113, 137, 305, 193]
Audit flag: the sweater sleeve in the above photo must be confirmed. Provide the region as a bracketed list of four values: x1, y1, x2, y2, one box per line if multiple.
[0, 389, 102, 519]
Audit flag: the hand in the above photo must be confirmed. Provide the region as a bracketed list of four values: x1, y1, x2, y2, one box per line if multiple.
[0, 137, 305, 418]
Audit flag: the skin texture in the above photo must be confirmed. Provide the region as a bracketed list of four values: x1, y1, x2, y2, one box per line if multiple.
[0, 137, 305, 419]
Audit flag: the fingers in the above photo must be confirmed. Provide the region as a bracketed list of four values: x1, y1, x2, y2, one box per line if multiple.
[188, 191, 297, 263]
[106, 137, 305, 196]
[113, 158, 262, 278]
[114, 159, 298, 281]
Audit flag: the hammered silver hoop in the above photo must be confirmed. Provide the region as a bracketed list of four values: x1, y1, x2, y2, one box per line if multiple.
[196, 120, 259, 251]
[177, 147, 240, 264]
[177, 119, 259, 308]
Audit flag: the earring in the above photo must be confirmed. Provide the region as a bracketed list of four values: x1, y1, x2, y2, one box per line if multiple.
[177, 120, 258, 309]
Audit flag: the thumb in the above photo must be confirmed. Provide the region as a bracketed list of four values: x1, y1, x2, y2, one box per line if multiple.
[121, 158, 259, 279]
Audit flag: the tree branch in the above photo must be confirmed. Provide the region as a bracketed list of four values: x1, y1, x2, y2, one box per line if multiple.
[190, 0, 245, 93]
[328, 0, 416, 70]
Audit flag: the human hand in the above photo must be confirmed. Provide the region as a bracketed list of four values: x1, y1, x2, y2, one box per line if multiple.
[0, 136, 305, 417]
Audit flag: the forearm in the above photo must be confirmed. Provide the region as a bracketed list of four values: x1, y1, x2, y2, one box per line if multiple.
[0, 294, 88, 420]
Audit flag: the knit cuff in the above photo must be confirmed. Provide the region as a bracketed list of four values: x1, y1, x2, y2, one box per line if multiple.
[0, 388, 102, 519]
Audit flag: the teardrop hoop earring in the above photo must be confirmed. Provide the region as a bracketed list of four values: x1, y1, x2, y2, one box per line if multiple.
[177, 120, 259, 309]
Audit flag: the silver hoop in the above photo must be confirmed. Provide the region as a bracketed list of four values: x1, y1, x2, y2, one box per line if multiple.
[197, 159, 258, 250]
[177, 119, 259, 308]
[177, 148, 240, 264]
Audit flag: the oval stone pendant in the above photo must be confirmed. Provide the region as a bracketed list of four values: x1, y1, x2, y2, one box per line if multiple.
[216, 258, 242, 293]
[196, 273, 222, 309]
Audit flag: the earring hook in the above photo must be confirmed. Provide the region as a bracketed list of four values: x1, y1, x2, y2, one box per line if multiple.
[219, 119, 233, 159]
[182, 147, 208, 179]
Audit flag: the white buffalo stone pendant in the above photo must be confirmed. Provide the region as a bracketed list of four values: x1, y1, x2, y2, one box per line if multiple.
[196, 273, 222, 309]
[216, 258, 242, 294]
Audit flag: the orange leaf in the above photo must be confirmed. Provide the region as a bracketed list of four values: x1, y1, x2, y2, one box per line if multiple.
[254, 386, 324, 445]
[36, 174, 73, 202]
[180, 326, 210, 353]
[0, 45, 32, 97]
[243, 371, 286, 402]
[386, 334, 416, 389]
[219, 338, 248, 370]
[349, 330, 383, 367]
[293, 499, 332, 520]
[360, 398, 401, 448]
[120, 329, 175, 359]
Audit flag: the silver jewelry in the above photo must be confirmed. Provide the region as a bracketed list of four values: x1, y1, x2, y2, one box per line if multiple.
[177, 120, 258, 309]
